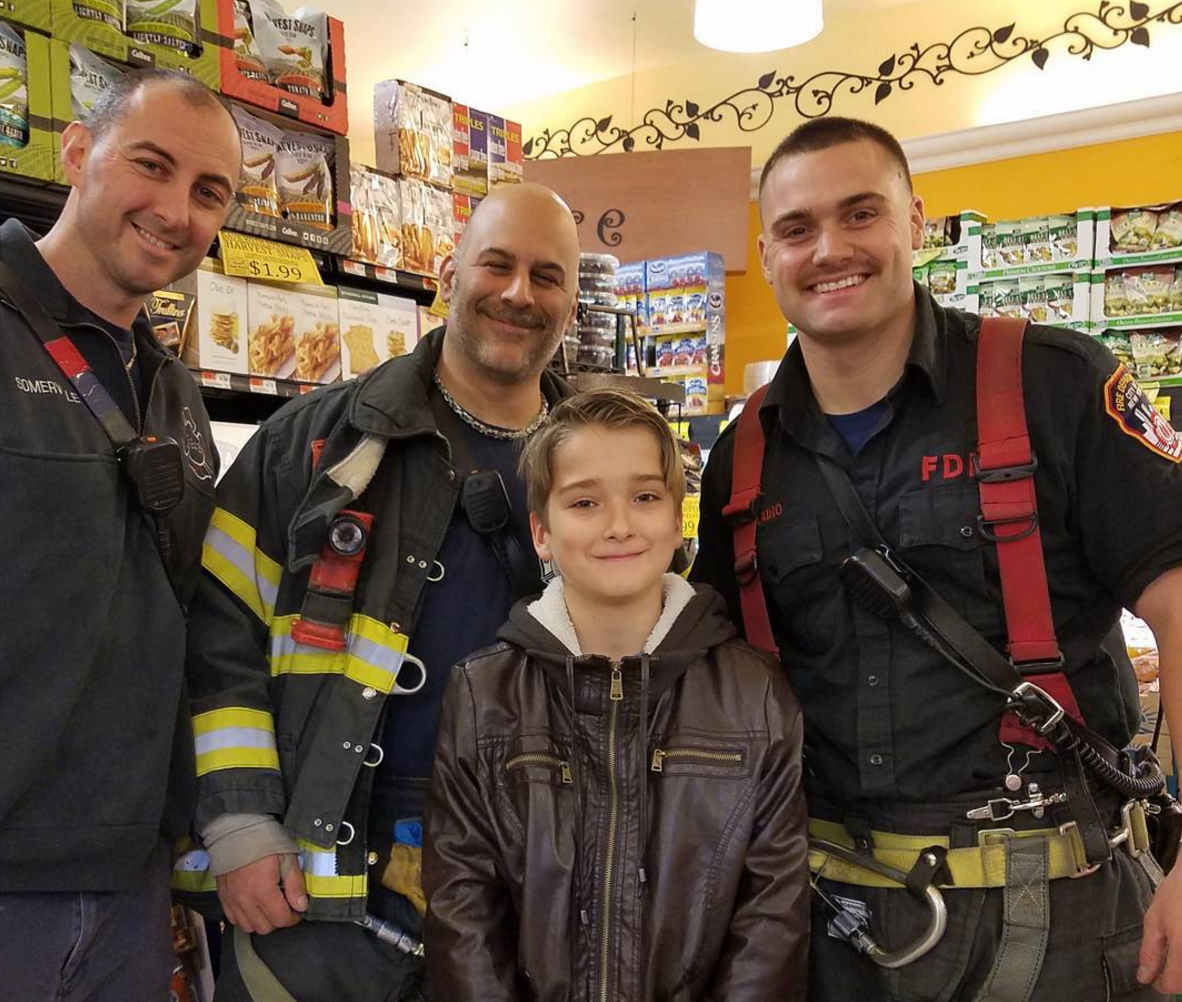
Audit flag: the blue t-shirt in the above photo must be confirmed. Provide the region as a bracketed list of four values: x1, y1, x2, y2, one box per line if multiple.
[372, 420, 539, 815]
[827, 399, 889, 455]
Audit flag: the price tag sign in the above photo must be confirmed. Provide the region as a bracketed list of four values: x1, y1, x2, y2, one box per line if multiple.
[249, 377, 278, 396]
[669, 421, 690, 440]
[220, 231, 323, 286]
[682, 494, 701, 539]
[201, 371, 232, 390]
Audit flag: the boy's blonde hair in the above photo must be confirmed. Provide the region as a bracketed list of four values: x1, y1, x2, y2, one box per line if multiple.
[519, 387, 686, 521]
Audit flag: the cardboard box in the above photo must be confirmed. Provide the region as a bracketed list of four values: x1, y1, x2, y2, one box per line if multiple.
[290, 284, 339, 384]
[452, 103, 488, 197]
[452, 192, 474, 252]
[246, 281, 297, 378]
[188, 260, 249, 373]
[487, 114, 522, 187]
[338, 288, 418, 378]
[126, 0, 220, 88]
[1096, 205, 1182, 268]
[0, 27, 56, 183]
[222, 108, 353, 256]
[373, 78, 450, 185]
[50, 0, 126, 61]
[2, 0, 51, 32]
[217, 0, 346, 134]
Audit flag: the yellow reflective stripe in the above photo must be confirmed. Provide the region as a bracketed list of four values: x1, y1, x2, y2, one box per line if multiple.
[192, 706, 279, 776]
[202, 507, 282, 623]
[298, 840, 368, 900]
[270, 614, 412, 695]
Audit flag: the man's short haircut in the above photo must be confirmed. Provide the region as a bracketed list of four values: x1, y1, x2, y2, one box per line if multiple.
[86, 68, 237, 142]
[519, 387, 687, 520]
[759, 116, 912, 197]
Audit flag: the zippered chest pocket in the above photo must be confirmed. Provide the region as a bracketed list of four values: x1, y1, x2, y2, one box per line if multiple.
[648, 743, 749, 778]
[501, 746, 573, 788]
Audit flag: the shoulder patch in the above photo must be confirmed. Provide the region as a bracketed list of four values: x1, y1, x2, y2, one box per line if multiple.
[1103, 364, 1182, 463]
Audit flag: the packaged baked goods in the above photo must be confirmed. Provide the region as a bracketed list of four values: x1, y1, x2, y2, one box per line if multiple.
[349, 164, 403, 268]
[922, 217, 950, 250]
[125, 0, 199, 53]
[425, 183, 453, 276]
[73, 0, 123, 32]
[928, 260, 957, 296]
[246, 283, 296, 376]
[1139, 266, 1175, 313]
[993, 281, 1022, 319]
[1019, 275, 1049, 323]
[977, 282, 998, 318]
[421, 88, 452, 189]
[1123, 269, 1153, 316]
[1022, 217, 1052, 265]
[232, 105, 283, 218]
[250, 0, 326, 99]
[398, 178, 429, 275]
[1048, 215, 1077, 262]
[377, 80, 446, 182]
[1111, 209, 1158, 253]
[191, 264, 249, 373]
[1105, 272, 1130, 317]
[1172, 271, 1182, 312]
[1096, 331, 1132, 368]
[276, 128, 334, 230]
[1043, 274, 1074, 323]
[996, 221, 1024, 267]
[1131, 330, 1182, 380]
[1151, 207, 1182, 251]
[980, 224, 1000, 270]
[912, 264, 928, 288]
[69, 42, 123, 122]
[291, 286, 339, 382]
[0, 24, 27, 150]
[146, 288, 196, 355]
[231, 0, 268, 81]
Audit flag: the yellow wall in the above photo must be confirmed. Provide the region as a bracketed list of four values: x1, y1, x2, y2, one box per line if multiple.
[724, 128, 1182, 396]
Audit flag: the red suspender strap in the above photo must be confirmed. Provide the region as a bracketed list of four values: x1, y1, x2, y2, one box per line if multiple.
[975, 316, 1083, 746]
[724, 383, 779, 658]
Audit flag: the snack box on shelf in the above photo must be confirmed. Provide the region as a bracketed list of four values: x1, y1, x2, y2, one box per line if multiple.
[186, 258, 249, 374]
[223, 107, 352, 255]
[452, 102, 487, 197]
[1091, 265, 1182, 330]
[1092, 329, 1182, 385]
[2, 0, 50, 32]
[487, 113, 521, 187]
[0, 27, 56, 182]
[372, 78, 451, 188]
[50, 0, 126, 61]
[912, 210, 987, 267]
[969, 209, 1095, 281]
[977, 272, 1093, 330]
[1095, 204, 1182, 268]
[218, 0, 347, 135]
[337, 285, 418, 377]
[122, 0, 220, 86]
[245, 280, 340, 384]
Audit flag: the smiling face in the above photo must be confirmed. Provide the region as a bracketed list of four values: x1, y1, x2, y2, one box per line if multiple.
[440, 183, 580, 385]
[60, 81, 241, 301]
[531, 424, 684, 610]
[757, 138, 924, 347]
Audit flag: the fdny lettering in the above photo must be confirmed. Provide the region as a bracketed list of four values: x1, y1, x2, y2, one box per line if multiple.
[921, 453, 967, 481]
[14, 376, 80, 403]
[1103, 364, 1182, 463]
[759, 502, 783, 524]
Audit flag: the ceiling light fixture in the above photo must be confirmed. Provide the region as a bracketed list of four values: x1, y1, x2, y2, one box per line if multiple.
[693, 0, 824, 53]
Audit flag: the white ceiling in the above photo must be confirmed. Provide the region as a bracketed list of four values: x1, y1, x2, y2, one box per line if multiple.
[335, 0, 916, 160]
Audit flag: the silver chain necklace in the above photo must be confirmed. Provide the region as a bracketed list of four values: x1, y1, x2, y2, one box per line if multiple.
[433, 372, 550, 441]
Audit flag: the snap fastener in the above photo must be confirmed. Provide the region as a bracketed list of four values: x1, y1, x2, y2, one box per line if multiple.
[362, 687, 377, 700]
[960, 525, 974, 538]
[313, 818, 323, 827]
[342, 741, 351, 750]
[447, 469, 456, 482]
[325, 823, 335, 833]
[869, 754, 884, 767]
[354, 744, 364, 753]
[406, 555, 415, 564]
[867, 675, 879, 686]
[367, 852, 379, 866]
[418, 560, 428, 569]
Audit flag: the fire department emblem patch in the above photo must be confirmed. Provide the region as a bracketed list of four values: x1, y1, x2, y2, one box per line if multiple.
[1103, 364, 1182, 463]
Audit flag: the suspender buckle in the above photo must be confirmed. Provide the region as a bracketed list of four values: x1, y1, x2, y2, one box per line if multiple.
[969, 451, 1039, 484]
[976, 509, 1039, 543]
[1009, 681, 1066, 735]
[733, 552, 760, 586]
[722, 489, 761, 528]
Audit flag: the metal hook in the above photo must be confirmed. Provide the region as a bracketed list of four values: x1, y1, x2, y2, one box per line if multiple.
[363, 743, 384, 768]
[335, 821, 356, 846]
[392, 652, 428, 696]
[427, 560, 445, 583]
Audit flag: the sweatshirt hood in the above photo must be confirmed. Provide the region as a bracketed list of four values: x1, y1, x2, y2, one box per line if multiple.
[497, 574, 735, 704]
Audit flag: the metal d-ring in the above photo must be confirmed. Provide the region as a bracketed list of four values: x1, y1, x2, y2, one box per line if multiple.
[392, 653, 428, 696]
[427, 560, 445, 582]
[336, 821, 356, 846]
[363, 743, 384, 768]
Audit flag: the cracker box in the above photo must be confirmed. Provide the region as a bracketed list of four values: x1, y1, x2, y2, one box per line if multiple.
[337, 286, 386, 377]
[380, 291, 419, 360]
[290, 284, 341, 384]
[487, 114, 522, 187]
[246, 281, 298, 378]
[188, 261, 249, 374]
[453, 191, 477, 255]
[453, 104, 488, 197]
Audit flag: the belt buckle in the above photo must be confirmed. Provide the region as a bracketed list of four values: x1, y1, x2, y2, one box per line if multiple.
[1111, 800, 1146, 859]
[977, 826, 1018, 848]
[1059, 821, 1103, 878]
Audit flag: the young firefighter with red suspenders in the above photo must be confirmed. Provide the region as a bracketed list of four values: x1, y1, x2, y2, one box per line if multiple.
[691, 118, 1182, 1002]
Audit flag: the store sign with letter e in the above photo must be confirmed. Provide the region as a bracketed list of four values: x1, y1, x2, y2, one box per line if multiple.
[220, 231, 323, 286]
[1104, 365, 1182, 462]
[524, 147, 751, 268]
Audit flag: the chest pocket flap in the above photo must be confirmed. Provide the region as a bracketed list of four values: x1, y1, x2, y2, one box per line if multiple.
[898, 486, 984, 551]
[759, 516, 823, 582]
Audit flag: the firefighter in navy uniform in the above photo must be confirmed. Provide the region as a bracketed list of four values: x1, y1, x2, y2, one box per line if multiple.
[691, 118, 1182, 1001]
[183, 183, 580, 1002]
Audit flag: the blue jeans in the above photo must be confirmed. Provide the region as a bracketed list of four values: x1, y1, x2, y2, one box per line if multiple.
[0, 838, 173, 1002]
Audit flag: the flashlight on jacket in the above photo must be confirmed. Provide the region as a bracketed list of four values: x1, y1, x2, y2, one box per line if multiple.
[354, 913, 424, 957]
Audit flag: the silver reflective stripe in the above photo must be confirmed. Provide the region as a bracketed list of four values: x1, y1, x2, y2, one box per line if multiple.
[350, 635, 406, 679]
[300, 846, 339, 876]
[207, 525, 279, 612]
[195, 727, 277, 756]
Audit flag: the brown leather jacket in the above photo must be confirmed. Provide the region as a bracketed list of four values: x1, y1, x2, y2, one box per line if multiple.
[423, 580, 810, 1002]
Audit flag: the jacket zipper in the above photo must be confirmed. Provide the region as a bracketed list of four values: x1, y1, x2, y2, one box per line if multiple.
[650, 747, 744, 772]
[599, 659, 624, 1002]
[505, 752, 573, 785]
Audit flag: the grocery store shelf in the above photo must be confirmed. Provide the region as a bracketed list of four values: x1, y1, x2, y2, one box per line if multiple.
[567, 371, 686, 404]
[333, 258, 439, 296]
[1097, 248, 1182, 270]
[638, 322, 709, 338]
[1095, 313, 1182, 331]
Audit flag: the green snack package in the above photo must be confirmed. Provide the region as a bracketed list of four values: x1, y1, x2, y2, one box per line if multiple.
[69, 42, 123, 121]
[0, 23, 27, 150]
[125, 0, 199, 52]
[928, 260, 957, 296]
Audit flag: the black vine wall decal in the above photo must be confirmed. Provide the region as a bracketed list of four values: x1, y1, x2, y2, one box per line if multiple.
[524, 1, 1181, 159]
